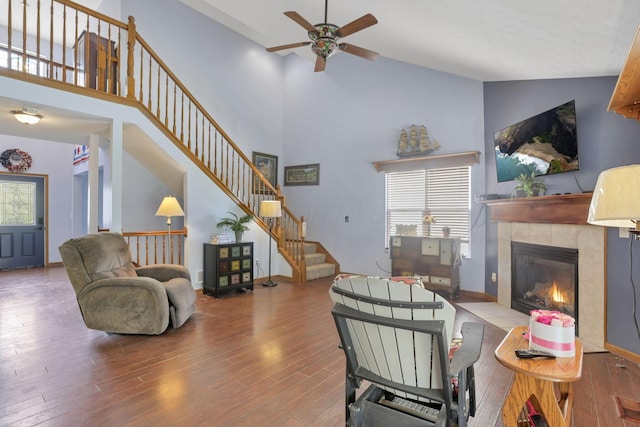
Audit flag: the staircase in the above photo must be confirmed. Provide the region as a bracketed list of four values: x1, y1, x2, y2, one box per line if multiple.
[304, 242, 338, 281]
[0, 0, 340, 283]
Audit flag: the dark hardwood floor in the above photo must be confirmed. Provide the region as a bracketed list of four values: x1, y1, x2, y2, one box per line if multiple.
[0, 267, 638, 426]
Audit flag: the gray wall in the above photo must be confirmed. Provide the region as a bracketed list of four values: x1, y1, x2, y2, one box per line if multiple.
[281, 53, 486, 290]
[484, 77, 640, 355]
[121, 0, 285, 174]
[122, 0, 488, 292]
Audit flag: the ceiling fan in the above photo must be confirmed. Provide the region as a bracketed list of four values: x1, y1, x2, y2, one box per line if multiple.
[266, 0, 379, 72]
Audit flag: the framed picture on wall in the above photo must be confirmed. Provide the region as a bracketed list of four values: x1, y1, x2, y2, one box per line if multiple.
[284, 163, 320, 186]
[252, 151, 278, 193]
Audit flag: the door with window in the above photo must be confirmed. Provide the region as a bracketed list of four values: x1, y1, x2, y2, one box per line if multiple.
[0, 175, 45, 269]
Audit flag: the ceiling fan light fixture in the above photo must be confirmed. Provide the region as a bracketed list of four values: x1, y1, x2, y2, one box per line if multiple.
[310, 24, 340, 58]
[12, 108, 43, 125]
[266, 2, 378, 71]
[309, 23, 339, 41]
[312, 38, 339, 58]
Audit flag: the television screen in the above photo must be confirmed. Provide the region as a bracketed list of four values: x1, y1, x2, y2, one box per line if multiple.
[494, 100, 579, 182]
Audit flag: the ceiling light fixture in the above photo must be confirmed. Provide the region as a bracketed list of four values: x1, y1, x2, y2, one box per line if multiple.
[266, 0, 379, 72]
[12, 108, 43, 125]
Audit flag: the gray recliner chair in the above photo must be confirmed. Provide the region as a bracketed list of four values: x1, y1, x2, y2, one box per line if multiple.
[59, 232, 196, 335]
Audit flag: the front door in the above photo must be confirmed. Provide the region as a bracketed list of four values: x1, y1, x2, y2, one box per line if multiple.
[0, 175, 45, 269]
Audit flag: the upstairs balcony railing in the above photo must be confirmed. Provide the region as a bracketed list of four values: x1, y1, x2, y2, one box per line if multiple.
[1, 0, 308, 281]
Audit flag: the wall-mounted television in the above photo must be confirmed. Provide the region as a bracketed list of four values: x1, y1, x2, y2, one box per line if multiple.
[494, 100, 579, 182]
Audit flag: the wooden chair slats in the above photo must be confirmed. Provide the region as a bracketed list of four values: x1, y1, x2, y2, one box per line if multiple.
[330, 275, 484, 427]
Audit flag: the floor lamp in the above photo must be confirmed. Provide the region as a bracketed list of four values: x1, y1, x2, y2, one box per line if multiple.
[155, 195, 185, 263]
[260, 200, 282, 287]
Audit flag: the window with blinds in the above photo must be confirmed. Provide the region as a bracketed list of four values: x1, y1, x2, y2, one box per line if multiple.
[385, 166, 471, 256]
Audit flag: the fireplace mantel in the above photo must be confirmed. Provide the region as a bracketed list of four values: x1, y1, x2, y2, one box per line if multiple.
[485, 193, 593, 225]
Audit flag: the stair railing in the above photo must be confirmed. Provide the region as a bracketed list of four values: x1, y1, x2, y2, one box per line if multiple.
[123, 228, 188, 266]
[1, 0, 308, 281]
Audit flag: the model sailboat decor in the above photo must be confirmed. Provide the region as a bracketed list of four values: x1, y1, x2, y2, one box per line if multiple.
[397, 125, 440, 158]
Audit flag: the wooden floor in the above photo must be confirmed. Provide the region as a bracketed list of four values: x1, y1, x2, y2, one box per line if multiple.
[1, 267, 639, 426]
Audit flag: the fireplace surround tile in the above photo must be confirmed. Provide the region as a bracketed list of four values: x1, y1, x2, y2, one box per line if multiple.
[578, 226, 606, 252]
[511, 223, 531, 242]
[497, 222, 605, 348]
[551, 224, 579, 247]
[529, 223, 552, 245]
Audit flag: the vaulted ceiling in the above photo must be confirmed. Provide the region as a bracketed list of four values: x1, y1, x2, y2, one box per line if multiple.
[178, 0, 640, 82]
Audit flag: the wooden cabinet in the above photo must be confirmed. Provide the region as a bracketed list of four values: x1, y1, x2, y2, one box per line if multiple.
[203, 242, 253, 298]
[76, 31, 118, 94]
[389, 236, 460, 300]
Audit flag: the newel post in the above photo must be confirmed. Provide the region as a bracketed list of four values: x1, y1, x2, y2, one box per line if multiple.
[275, 186, 284, 249]
[126, 16, 136, 99]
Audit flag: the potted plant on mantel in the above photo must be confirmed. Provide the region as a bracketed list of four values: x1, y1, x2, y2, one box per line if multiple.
[216, 212, 253, 242]
[513, 172, 547, 198]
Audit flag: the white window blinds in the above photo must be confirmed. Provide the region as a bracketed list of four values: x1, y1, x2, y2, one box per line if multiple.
[385, 166, 470, 256]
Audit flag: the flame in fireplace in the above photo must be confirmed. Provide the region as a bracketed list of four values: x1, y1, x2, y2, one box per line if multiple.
[551, 282, 566, 304]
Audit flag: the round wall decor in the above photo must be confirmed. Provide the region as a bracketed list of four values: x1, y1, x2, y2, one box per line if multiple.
[0, 149, 33, 173]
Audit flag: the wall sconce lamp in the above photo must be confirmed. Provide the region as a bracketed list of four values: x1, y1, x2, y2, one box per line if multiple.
[260, 200, 282, 287]
[588, 164, 640, 358]
[155, 195, 185, 263]
[12, 108, 43, 125]
[588, 165, 640, 237]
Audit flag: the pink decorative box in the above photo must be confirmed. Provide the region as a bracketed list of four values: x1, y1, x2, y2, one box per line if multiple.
[529, 310, 576, 358]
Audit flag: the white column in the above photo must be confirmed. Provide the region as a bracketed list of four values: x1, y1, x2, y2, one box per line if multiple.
[87, 134, 100, 233]
[110, 119, 123, 232]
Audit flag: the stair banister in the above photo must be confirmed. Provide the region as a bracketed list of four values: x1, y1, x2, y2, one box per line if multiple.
[0, 0, 317, 282]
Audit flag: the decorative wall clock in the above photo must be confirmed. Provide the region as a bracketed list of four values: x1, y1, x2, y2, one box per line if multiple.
[0, 149, 33, 173]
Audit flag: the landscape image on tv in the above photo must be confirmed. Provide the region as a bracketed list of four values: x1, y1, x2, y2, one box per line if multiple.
[494, 100, 579, 182]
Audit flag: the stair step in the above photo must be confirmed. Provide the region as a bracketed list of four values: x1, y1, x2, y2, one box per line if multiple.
[305, 253, 326, 266]
[306, 263, 336, 281]
[304, 242, 318, 254]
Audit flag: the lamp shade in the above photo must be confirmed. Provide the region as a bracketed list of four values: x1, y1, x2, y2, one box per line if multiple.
[588, 165, 640, 229]
[155, 196, 185, 218]
[260, 200, 282, 218]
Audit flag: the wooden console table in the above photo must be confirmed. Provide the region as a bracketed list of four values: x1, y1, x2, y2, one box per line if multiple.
[495, 326, 583, 427]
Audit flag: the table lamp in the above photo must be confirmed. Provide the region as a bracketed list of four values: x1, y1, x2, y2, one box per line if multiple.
[155, 195, 185, 262]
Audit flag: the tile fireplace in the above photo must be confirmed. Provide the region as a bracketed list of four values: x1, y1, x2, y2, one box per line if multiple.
[487, 193, 606, 349]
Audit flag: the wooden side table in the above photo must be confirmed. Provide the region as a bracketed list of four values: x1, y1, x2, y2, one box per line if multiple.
[494, 326, 583, 427]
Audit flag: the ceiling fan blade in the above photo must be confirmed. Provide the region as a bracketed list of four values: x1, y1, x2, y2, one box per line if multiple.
[266, 41, 311, 53]
[336, 13, 377, 37]
[339, 43, 379, 61]
[314, 56, 326, 72]
[284, 11, 318, 34]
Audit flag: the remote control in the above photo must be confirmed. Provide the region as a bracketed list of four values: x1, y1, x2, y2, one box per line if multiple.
[515, 349, 556, 359]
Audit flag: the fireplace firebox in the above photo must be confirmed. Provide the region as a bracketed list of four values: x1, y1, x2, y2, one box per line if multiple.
[511, 242, 578, 333]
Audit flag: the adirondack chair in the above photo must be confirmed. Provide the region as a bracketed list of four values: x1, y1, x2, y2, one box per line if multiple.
[330, 275, 484, 427]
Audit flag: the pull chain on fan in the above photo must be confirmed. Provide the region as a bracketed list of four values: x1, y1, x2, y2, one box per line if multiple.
[266, 0, 379, 72]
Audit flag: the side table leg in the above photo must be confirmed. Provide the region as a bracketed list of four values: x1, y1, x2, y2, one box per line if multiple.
[502, 372, 570, 427]
[558, 382, 574, 426]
